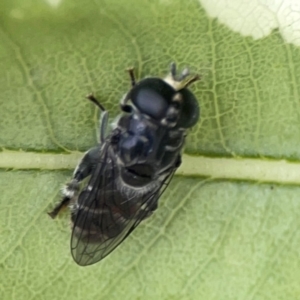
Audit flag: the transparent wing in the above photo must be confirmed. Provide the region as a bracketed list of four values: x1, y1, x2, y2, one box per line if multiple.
[70, 143, 176, 266]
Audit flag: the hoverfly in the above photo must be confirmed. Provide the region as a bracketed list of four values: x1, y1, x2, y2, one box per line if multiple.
[48, 63, 200, 266]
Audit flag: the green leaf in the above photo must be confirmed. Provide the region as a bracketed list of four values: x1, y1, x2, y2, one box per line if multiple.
[1, 0, 300, 299]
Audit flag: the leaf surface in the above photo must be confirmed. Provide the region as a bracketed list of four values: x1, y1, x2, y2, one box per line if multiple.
[1, 0, 300, 299]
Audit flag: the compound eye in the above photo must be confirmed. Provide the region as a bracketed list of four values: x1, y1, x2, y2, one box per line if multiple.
[135, 88, 168, 120]
[177, 88, 200, 128]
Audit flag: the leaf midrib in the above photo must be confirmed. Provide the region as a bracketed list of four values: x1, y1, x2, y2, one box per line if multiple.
[1, 150, 299, 184]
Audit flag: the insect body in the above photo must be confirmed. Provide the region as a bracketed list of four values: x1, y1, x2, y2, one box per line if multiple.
[48, 63, 200, 266]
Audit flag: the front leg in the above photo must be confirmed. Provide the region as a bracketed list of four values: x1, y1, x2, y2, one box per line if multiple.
[86, 94, 108, 143]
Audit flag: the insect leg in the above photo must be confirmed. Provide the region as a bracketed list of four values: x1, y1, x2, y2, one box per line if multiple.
[86, 94, 108, 144]
[119, 68, 136, 113]
[48, 146, 101, 219]
[47, 180, 80, 219]
[126, 67, 136, 87]
[72, 146, 100, 181]
[175, 155, 182, 168]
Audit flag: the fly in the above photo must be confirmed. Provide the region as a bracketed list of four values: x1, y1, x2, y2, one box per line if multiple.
[48, 63, 200, 266]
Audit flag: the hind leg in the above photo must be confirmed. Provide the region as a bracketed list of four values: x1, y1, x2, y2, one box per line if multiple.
[48, 146, 101, 218]
[49, 95, 108, 218]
